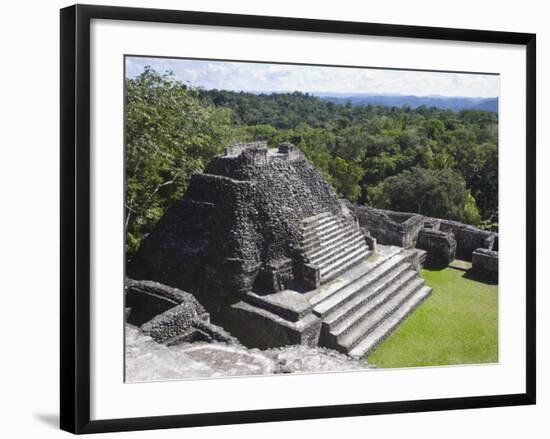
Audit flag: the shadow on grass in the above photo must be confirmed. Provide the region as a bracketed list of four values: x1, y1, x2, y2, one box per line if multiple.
[423, 262, 497, 286]
[421, 263, 448, 272]
[462, 268, 498, 285]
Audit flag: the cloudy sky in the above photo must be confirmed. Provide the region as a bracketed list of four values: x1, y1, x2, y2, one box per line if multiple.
[126, 57, 498, 98]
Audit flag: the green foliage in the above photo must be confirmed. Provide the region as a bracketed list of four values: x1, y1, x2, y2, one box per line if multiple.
[125, 67, 232, 257]
[198, 88, 497, 221]
[463, 190, 482, 225]
[369, 167, 469, 221]
[125, 68, 498, 258]
[328, 157, 364, 202]
[367, 266, 498, 367]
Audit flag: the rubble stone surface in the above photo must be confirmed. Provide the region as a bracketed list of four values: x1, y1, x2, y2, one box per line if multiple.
[125, 325, 368, 382]
[125, 278, 206, 326]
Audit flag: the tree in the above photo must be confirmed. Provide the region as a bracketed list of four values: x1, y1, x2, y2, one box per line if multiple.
[463, 190, 482, 225]
[125, 67, 232, 257]
[369, 167, 476, 222]
[195, 87, 498, 224]
[329, 157, 364, 202]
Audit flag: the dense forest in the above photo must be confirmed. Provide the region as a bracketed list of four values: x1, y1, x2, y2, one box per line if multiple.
[125, 68, 498, 257]
[318, 94, 498, 113]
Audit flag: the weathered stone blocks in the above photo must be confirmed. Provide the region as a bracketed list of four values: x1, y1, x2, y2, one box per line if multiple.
[125, 278, 204, 326]
[437, 220, 497, 261]
[416, 228, 457, 266]
[140, 303, 209, 344]
[472, 248, 498, 281]
[350, 204, 498, 270]
[349, 204, 424, 249]
[228, 301, 322, 350]
[126, 278, 238, 346]
[301, 262, 321, 289]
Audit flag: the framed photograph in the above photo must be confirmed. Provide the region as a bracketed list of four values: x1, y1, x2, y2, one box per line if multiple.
[60, 4, 536, 434]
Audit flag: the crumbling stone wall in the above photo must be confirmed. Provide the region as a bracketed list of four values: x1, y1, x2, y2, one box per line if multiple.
[126, 278, 238, 345]
[436, 219, 497, 261]
[472, 248, 498, 281]
[140, 302, 208, 343]
[125, 278, 203, 326]
[348, 204, 424, 248]
[416, 228, 457, 266]
[141, 306, 239, 345]
[128, 143, 350, 316]
[350, 204, 498, 267]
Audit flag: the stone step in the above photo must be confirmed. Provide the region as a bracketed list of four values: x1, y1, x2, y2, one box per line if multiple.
[301, 218, 354, 243]
[320, 251, 371, 285]
[323, 264, 414, 329]
[308, 230, 365, 263]
[338, 277, 425, 350]
[321, 254, 369, 285]
[310, 234, 367, 268]
[320, 245, 370, 280]
[301, 214, 343, 233]
[313, 253, 406, 316]
[301, 223, 358, 252]
[301, 211, 332, 226]
[348, 286, 432, 358]
[330, 269, 417, 338]
[308, 246, 403, 307]
[317, 242, 370, 275]
[301, 213, 340, 231]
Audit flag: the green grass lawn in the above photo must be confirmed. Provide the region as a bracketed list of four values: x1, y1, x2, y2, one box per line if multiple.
[366, 266, 498, 368]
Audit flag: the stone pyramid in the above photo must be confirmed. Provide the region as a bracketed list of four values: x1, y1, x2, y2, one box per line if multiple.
[129, 142, 431, 358]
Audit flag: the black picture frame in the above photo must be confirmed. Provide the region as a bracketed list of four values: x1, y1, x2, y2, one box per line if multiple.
[60, 4, 536, 434]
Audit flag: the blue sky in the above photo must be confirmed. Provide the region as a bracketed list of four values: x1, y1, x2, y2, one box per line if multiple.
[125, 57, 499, 98]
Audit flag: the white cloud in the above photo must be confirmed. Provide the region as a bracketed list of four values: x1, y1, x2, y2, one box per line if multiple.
[125, 57, 498, 98]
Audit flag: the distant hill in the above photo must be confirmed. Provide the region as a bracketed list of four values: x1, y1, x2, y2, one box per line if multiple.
[316, 94, 498, 113]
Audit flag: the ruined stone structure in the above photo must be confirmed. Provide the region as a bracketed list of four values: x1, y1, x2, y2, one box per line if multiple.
[126, 325, 368, 382]
[350, 204, 424, 249]
[125, 278, 238, 346]
[349, 204, 498, 276]
[129, 142, 432, 358]
[416, 227, 457, 266]
[129, 142, 347, 307]
[472, 248, 498, 281]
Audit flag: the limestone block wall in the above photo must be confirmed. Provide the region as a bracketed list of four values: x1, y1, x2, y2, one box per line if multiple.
[125, 278, 202, 326]
[350, 204, 498, 267]
[416, 228, 457, 266]
[126, 278, 239, 345]
[436, 219, 497, 260]
[472, 248, 498, 280]
[140, 302, 209, 343]
[348, 204, 424, 248]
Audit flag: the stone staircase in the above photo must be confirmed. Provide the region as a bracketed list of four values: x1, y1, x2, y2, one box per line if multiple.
[310, 248, 432, 358]
[235, 210, 431, 358]
[300, 212, 371, 283]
